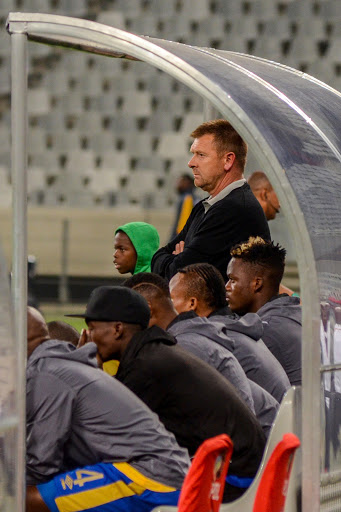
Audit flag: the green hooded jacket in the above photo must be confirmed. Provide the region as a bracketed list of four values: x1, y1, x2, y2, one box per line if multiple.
[115, 222, 160, 274]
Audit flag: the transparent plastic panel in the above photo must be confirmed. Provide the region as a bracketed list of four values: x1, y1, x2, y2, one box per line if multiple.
[321, 301, 341, 498]
[321, 368, 341, 511]
[0, 242, 17, 511]
[209, 51, 341, 156]
[149, 39, 341, 303]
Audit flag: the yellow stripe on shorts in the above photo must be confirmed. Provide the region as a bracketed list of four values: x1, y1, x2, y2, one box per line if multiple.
[113, 462, 177, 493]
[55, 479, 140, 512]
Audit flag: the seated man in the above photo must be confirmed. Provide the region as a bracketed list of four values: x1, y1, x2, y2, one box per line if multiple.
[26, 307, 189, 512]
[247, 171, 280, 221]
[169, 262, 290, 402]
[114, 221, 159, 275]
[46, 320, 80, 347]
[124, 273, 279, 439]
[78, 285, 266, 502]
[226, 237, 302, 385]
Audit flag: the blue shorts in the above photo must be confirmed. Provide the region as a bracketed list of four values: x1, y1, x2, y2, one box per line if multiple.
[37, 462, 181, 512]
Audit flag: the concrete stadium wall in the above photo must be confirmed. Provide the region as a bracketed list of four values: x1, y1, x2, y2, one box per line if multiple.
[0, 206, 174, 277]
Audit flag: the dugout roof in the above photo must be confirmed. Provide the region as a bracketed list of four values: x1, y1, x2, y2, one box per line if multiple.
[5, 12, 341, 512]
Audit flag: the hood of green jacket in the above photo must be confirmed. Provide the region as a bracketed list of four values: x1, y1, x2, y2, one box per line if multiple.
[115, 222, 160, 274]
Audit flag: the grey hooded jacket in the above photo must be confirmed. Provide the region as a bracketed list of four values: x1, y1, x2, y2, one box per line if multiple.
[168, 312, 280, 436]
[26, 339, 190, 487]
[257, 295, 302, 385]
[167, 312, 255, 413]
[209, 306, 290, 402]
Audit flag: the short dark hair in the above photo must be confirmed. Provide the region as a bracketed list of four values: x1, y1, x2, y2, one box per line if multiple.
[124, 272, 170, 300]
[178, 263, 227, 310]
[190, 119, 247, 169]
[230, 237, 286, 289]
[47, 321, 80, 347]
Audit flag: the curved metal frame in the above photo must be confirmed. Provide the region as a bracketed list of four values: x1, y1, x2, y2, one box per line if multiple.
[7, 12, 341, 511]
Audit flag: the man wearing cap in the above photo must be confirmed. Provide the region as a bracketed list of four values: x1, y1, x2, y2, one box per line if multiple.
[80, 285, 266, 503]
[26, 306, 190, 512]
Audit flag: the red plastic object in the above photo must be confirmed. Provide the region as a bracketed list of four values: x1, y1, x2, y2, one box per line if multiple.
[177, 434, 234, 512]
[253, 433, 301, 512]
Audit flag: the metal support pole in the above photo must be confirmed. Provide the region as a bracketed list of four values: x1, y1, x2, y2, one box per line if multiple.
[11, 32, 28, 512]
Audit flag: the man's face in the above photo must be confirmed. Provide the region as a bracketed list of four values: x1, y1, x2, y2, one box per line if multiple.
[87, 320, 121, 362]
[188, 134, 227, 194]
[113, 231, 137, 274]
[225, 258, 255, 315]
[169, 274, 192, 314]
[265, 188, 280, 221]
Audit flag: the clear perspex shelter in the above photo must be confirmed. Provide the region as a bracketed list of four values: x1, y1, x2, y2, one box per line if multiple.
[5, 12, 341, 512]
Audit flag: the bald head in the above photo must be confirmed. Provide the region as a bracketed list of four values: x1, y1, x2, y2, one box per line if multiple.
[248, 171, 280, 220]
[248, 171, 271, 190]
[27, 306, 49, 357]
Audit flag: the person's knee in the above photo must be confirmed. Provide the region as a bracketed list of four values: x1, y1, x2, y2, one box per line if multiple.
[26, 485, 49, 512]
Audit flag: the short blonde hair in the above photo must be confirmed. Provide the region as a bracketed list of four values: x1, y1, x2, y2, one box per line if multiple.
[190, 119, 247, 169]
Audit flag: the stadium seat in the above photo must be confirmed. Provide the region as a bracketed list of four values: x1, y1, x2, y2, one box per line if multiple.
[219, 386, 302, 512]
[229, 17, 259, 40]
[248, 0, 278, 21]
[286, 0, 314, 19]
[147, 113, 176, 135]
[27, 166, 45, 195]
[319, 0, 341, 22]
[114, 0, 143, 17]
[27, 89, 50, 116]
[179, 113, 204, 136]
[123, 133, 155, 157]
[88, 132, 116, 153]
[218, 34, 249, 54]
[61, 51, 90, 80]
[64, 150, 96, 173]
[43, 70, 70, 96]
[157, 133, 190, 158]
[179, 0, 211, 21]
[0, 0, 16, 18]
[54, 0, 88, 17]
[0, 57, 10, 94]
[50, 131, 81, 152]
[118, 92, 152, 117]
[288, 36, 320, 66]
[97, 10, 126, 30]
[134, 155, 166, 172]
[158, 16, 190, 42]
[252, 35, 285, 63]
[306, 60, 334, 85]
[128, 15, 159, 37]
[89, 170, 120, 196]
[152, 434, 234, 512]
[293, 18, 326, 39]
[147, 0, 178, 17]
[28, 128, 48, 154]
[76, 112, 103, 135]
[325, 39, 341, 66]
[99, 150, 130, 172]
[252, 433, 301, 512]
[260, 18, 292, 39]
[152, 387, 301, 512]
[214, 0, 244, 19]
